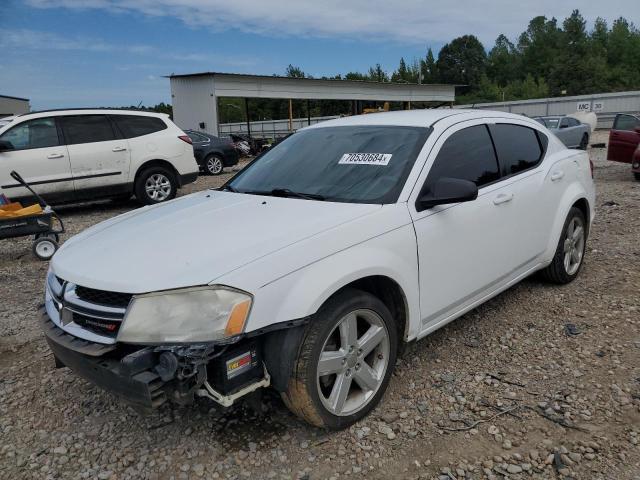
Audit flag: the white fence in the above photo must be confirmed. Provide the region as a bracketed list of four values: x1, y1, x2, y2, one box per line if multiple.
[218, 90, 640, 136]
[456, 90, 640, 129]
[219, 115, 340, 139]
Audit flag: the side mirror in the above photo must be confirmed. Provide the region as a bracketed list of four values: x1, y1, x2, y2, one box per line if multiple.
[559, 124, 568, 129]
[634, 126, 640, 134]
[0, 140, 14, 152]
[416, 178, 478, 212]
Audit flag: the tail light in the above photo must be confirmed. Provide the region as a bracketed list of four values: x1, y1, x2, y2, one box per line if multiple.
[178, 135, 192, 145]
[589, 159, 594, 178]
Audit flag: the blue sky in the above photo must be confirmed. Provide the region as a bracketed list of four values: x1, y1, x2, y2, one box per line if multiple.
[1, 0, 637, 110]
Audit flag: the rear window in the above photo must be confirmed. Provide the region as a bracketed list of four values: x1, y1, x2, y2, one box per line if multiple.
[112, 115, 167, 138]
[60, 115, 116, 145]
[489, 124, 544, 177]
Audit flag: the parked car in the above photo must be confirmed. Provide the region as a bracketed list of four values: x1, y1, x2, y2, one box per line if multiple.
[41, 110, 594, 429]
[0, 109, 199, 205]
[185, 130, 239, 175]
[607, 113, 640, 181]
[534, 116, 590, 149]
[0, 115, 16, 128]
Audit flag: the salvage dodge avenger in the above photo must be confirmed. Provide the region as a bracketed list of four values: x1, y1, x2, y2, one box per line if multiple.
[42, 109, 595, 429]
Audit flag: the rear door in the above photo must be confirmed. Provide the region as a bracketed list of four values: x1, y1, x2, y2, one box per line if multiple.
[608, 114, 640, 163]
[488, 122, 558, 262]
[0, 117, 72, 203]
[59, 115, 131, 199]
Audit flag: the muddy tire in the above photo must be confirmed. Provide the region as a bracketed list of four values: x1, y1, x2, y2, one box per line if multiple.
[281, 288, 398, 429]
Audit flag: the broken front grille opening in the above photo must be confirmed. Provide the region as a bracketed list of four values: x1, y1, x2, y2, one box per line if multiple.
[74, 285, 133, 308]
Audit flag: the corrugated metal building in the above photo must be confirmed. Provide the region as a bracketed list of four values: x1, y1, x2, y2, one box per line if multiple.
[456, 90, 640, 128]
[169, 72, 456, 136]
[0, 95, 30, 117]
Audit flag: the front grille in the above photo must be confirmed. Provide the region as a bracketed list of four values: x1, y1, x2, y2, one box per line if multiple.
[75, 286, 133, 309]
[72, 312, 121, 338]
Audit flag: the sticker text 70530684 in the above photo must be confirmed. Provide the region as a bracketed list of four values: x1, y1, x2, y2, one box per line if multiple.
[338, 153, 392, 166]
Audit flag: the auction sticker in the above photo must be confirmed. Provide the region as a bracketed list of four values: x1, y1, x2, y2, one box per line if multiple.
[338, 153, 392, 166]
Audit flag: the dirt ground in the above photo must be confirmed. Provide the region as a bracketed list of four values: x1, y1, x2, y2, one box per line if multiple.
[1, 131, 639, 480]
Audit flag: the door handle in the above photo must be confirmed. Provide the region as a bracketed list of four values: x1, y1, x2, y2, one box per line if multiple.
[112, 146, 127, 152]
[47, 153, 64, 159]
[493, 193, 514, 205]
[551, 170, 565, 181]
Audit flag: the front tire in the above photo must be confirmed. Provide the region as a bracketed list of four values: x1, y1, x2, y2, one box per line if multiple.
[33, 236, 58, 260]
[579, 133, 589, 150]
[135, 167, 177, 205]
[540, 207, 587, 284]
[281, 288, 398, 429]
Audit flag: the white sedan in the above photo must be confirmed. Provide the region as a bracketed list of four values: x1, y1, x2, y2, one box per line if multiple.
[42, 109, 595, 429]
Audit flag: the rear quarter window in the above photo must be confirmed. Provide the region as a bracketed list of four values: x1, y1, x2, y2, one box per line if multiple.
[112, 115, 167, 138]
[489, 124, 544, 177]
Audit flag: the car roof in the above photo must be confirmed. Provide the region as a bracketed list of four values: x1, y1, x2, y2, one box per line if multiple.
[305, 109, 536, 129]
[18, 109, 169, 120]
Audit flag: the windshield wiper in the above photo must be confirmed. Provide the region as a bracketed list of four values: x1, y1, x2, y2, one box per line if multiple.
[220, 185, 238, 192]
[270, 188, 325, 201]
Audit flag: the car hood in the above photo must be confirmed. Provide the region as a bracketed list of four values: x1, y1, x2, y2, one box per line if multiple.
[51, 191, 381, 293]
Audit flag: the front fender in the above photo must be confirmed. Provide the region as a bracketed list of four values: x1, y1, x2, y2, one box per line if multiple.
[243, 223, 421, 341]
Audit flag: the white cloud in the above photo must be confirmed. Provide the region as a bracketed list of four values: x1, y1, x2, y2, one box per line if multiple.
[23, 0, 640, 46]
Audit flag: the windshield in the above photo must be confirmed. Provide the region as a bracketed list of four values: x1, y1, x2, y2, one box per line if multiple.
[536, 117, 560, 129]
[227, 125, 430, 204]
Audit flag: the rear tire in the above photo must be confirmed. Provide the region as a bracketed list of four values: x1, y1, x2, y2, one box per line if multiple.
[135, 167, 177, 205]
[204, 155, 224, 175]
[281, 288, 398, 429]
[540, 207, 586, 284]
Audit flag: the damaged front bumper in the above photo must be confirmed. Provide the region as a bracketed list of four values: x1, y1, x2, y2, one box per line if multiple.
[40, 307, 269, 410]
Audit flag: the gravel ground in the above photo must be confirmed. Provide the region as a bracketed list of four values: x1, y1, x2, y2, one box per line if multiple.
[1, 132, 639, 480]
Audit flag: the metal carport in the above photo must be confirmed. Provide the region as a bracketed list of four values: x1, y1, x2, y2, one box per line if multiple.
[168, 72, 456, 137]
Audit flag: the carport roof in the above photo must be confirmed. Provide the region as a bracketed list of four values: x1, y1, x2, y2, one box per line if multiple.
[168, 71, 457, 102]
[0, 94, 30, 101]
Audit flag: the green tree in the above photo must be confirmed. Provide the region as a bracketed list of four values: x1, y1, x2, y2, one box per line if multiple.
[487, 34, 520, 86]
[285, 64, 306, 78]
[436, 35, 487, 87]
[422, 47, 438, 83]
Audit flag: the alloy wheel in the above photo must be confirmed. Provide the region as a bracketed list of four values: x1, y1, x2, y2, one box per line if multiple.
[563, 216, 585, 275]
[144, 173, 172, 201]
[316, 309, 390, 416]
[207, 157, 223, 175]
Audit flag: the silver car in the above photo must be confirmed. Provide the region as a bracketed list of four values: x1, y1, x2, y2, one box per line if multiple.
[534, 116, 590, 149]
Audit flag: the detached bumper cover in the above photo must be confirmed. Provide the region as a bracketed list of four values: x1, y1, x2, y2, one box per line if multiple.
[40, 309, 167, 409]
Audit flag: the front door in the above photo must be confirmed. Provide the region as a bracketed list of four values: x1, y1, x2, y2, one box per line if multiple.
[608, 114, 640, 163]
[409, 122, 511, 333]
[0, 117, 72, 204]
[58, 115, 131, 199]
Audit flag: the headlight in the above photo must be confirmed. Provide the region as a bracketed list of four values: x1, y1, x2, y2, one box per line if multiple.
[117, 286, 252, 344]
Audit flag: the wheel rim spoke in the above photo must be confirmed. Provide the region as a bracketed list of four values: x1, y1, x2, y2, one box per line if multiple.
[318, 350, 345, 376]
[328, 373, 351, 413]
[353, 362, 378, 392]
[358, 325, 385, 357]
[339, 313, 357, 348]
[572, 226, 583, 242]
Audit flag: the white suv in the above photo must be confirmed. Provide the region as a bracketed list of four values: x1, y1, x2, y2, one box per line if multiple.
[42, 109, 595, 429]
[0, 109, 199, 205]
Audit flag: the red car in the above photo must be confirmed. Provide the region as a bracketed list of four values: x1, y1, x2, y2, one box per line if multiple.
[608, 113, 640, 181]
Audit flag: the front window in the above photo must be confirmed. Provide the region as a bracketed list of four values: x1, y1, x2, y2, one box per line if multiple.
[536, 117, 560, 129]
[0, 117, 59, 150]
[227, 126, 430, 204]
